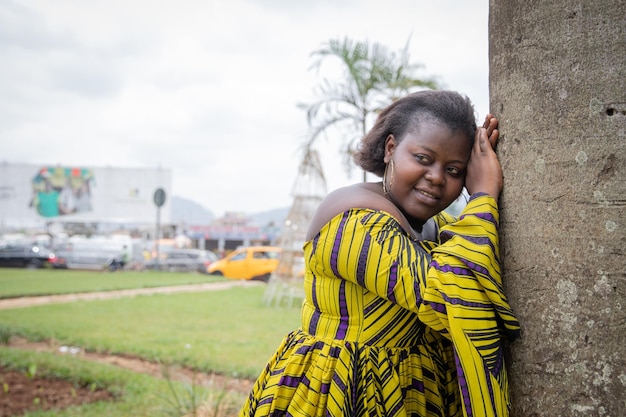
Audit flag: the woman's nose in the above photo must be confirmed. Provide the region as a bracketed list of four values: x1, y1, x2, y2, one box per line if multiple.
[425, 167, 444, 184]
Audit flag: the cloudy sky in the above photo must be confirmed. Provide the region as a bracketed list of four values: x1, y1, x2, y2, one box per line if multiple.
[0, 0, 491, 217]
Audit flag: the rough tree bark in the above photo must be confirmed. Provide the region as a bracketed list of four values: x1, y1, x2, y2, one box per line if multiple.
[489, 1, 625, 416]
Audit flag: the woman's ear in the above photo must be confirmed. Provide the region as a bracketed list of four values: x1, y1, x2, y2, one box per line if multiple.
[383, 134, 396, 163]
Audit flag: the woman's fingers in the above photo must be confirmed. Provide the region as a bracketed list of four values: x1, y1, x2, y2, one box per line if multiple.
[475, 126, 499, 159]
[482, 113, 494, 129]
[475, 127, 488, 153]
[481, 114, 499, 150]
[468, 126, 503, 198]
[488, 128, 499, 149]
[468, 114, 504, 198]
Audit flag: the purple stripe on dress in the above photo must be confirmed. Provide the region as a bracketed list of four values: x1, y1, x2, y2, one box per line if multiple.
[454, 347, 474, 417]
[279, 375, 301, 388]
[295, 344, 310, 355]
[320, 382, 330, 394]
[388, 401, 404, 416]
[484, 361, 497, 413]
[463, 260, 489, 276]
[335, 280, 348, 339]
[308, 312, 320, 335]
[308, 275, 320, 335]
[458, 211, 498, 227]
[411, 378, 425, 393]
[387, 261, 398, 303]
[330, 212, 349, 279]
[440, 229, 497, 248]
[469, 192, 489, 200]
[312, 232, 320, 251]
[440, 230, 454, 243]
[332, 372, 347, 391]
[356, 231, 370, 286]
[476, 211, 498, 225]
[441, 292, 492, 309]
[492, 345, 503, 377]
[328, 345, 342, 359]
[430, 260, 472, 276]
[425, 300, 447, 314]
[463, 234, 493, 247]
[294, 341, 323, 355]
[311, 274, 319, 307]
[258, 397, 273, 407]
[440, 233, 497, 257]
[433, 257, 496, 285]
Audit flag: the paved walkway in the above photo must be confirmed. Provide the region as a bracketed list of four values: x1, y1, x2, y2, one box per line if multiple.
[0, 280, 263, 310]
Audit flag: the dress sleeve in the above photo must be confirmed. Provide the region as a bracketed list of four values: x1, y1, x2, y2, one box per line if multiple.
[309, 206, 433, 312]
[419, 193, 520, 339]
[417, 193, 520, 417]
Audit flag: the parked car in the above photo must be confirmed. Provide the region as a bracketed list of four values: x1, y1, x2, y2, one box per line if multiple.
[207, 246, 281, 281]
[144, 249, 218, 273]
[0, 244, 60, 269]
[53, 247, 125, 271]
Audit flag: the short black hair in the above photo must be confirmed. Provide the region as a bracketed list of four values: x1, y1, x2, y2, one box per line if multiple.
[354, 90, 477, 176]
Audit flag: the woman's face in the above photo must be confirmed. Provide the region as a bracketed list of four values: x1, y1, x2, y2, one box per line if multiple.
[385, 120, 471, 228]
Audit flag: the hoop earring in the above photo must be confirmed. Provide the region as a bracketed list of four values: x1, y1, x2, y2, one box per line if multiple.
[382, 159, 394, 197]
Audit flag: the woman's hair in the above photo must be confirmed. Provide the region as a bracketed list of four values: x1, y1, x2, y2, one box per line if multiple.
[354, 90, 477, 176]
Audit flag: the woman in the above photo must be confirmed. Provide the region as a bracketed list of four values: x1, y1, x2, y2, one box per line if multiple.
[240, 90, 520, 417]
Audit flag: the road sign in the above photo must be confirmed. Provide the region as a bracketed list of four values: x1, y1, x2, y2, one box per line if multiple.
[153, 188, 166, 207]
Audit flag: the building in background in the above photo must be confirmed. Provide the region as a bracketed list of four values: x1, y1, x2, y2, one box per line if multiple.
[187, 211, 281, 256]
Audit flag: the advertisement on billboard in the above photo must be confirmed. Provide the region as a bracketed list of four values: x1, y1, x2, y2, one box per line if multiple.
[30, 166, 95, 217]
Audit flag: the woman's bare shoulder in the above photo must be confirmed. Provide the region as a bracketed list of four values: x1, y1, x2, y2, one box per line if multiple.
[305, 182, 404, 241]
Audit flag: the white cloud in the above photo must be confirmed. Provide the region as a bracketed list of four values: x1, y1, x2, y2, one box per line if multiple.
[0, 0, 490, 217]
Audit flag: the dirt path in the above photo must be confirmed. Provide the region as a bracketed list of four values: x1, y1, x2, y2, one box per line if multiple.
[2, 333, 255, 417]
[7, 336, 255, 394]
[0, 279, 263, 310]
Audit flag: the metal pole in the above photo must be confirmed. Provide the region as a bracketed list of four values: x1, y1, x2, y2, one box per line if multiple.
[155, 206, 161, 271]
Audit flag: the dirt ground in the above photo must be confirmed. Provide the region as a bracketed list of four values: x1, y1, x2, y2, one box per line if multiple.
[0, 281, 260, 416]
[0, 366, 115, 417]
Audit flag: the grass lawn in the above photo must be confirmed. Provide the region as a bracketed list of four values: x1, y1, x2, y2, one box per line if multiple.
[0, 280, 302, 379]
[0, 268, 228, 298]
[0, 268, 304, 415]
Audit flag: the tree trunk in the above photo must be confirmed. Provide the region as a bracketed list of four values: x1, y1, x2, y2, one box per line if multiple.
[489, 1, 625, 416]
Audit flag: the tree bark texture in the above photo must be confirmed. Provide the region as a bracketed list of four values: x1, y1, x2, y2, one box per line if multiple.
[489, 1, 625, 416]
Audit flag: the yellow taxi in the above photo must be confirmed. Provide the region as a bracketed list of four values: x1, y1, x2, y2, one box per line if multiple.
[207, 246, 281, 282]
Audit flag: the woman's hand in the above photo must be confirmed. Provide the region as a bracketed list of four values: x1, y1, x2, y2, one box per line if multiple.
[465, 115, 503, 199]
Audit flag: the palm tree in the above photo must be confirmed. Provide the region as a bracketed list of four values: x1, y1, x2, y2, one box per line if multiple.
[299, 37, 439, 179]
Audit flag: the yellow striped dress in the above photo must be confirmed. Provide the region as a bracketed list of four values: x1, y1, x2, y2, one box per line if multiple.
[240, 194, 520, 417]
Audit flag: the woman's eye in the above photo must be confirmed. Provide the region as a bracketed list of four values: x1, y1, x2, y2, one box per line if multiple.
[415, 154, 430, 164]
[447, 167, 463, 177]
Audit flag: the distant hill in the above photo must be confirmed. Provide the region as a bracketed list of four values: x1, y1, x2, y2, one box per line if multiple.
[249, 207, 289, 228]
[171, 196, 289, 227]
[170, 196, 215, 225]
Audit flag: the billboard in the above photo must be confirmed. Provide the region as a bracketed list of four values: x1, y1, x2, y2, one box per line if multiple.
[0, 163, 172, 230]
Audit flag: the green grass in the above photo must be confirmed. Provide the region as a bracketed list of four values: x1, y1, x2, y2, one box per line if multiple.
[0, 268, 303, 415]
[0, 285, 302, 379]
[0, 346, 247, 416]
[0, 268, 227, 298]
